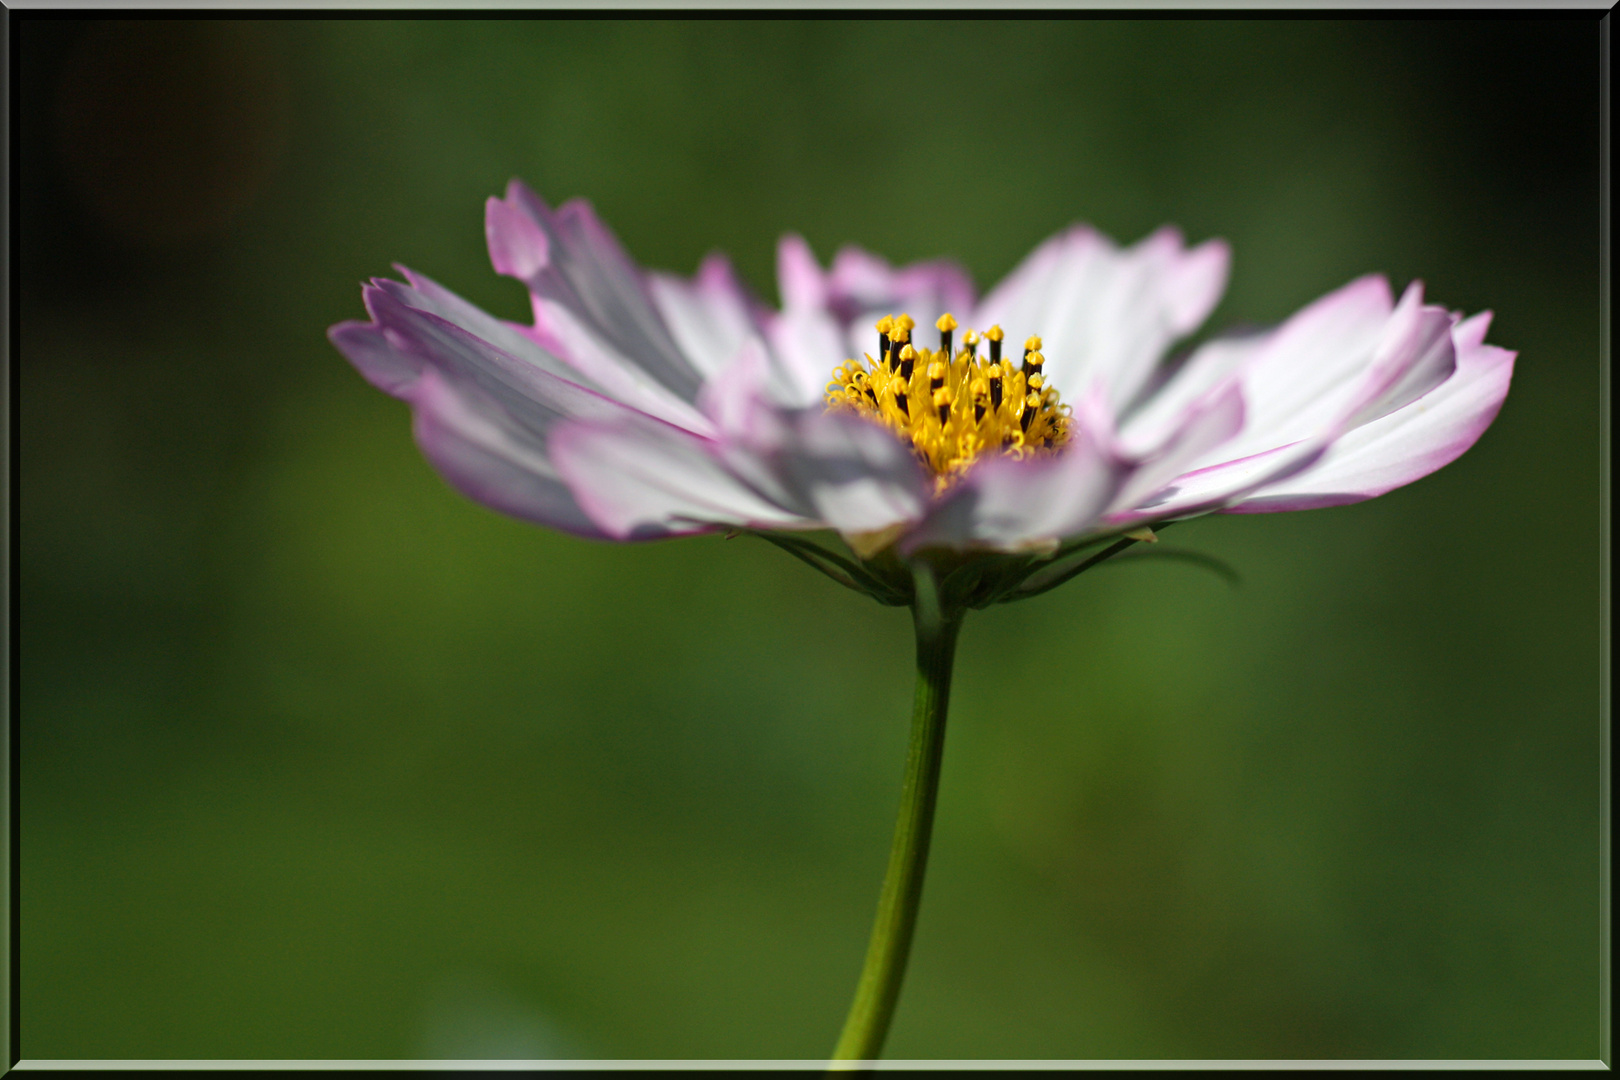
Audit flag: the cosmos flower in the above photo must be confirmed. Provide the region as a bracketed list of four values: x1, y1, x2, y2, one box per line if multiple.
[330, 180, 1513, 595]
[329, 181, 1516, 1061]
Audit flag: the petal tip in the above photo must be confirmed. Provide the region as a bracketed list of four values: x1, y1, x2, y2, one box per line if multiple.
[486, 194, 549, 281]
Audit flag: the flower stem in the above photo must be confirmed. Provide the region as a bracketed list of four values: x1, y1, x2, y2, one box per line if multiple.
[831, 577, 963, 1065]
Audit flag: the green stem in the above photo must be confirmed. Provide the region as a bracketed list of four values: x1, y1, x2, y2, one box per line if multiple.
[831, 585, 963, 1065]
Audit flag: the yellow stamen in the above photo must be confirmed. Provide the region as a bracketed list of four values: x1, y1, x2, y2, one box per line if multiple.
[824, 312, 1071, 489]
[898, 342, 918, 380]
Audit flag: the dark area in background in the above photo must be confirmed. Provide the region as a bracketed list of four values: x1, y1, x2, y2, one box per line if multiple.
[16, 17, 1602, 1059]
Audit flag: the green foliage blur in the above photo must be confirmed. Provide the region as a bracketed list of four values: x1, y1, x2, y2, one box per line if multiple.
[18, 18, 1600, 1060]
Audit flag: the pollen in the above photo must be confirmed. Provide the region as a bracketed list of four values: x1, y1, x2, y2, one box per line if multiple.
[825, 312, 1072, 489]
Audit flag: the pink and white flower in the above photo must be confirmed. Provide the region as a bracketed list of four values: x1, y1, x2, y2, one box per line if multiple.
[330, 180, 1513, 577]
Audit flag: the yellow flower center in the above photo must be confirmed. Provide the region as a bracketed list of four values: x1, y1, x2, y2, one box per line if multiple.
[825, 312, 1071, 489]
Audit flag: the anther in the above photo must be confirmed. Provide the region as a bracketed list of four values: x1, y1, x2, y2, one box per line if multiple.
[986, 324, 1004, 364]
[932, 385, 953, 426]
[963, 328, 979, 360]
[927, 359, 947, 391]
[1022, 349, 1045, 377]
[988, 361, 1003, 409]
[971, 377, 989, 423]
[1021, 391, 1040, 432]
[876, 315, 893, 362]
[888, 326, 909, 370]
[1028, 372, 1044, 391]
[894, 313, 916, 336]
[1024, 335, 1043, 359]
[899, 343, 917, 381]
[936, 312, 957, 357]
[891, 375, 909, 417]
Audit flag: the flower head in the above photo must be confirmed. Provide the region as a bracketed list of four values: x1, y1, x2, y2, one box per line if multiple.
[330, 180, 1513, 602]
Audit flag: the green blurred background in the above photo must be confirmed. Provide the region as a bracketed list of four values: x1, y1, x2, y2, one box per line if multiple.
[17, 18, 1601, 1060]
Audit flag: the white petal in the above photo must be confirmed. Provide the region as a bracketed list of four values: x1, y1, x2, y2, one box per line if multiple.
[1107, 381, 1247, 519]
[827, 245, 978, 363]
[904, 420, 1130, 551]
[647, 252, 767, 382]
[334, 277, 743, 541]
[532, 299, 717, 437]
[349, 279, 618, 433]
[764, 306, 847, 409]
[1139, 279, 1461, 518]
[389, 269, 591, 390]
[408, 370, 613, 539]
[548, 416, 809, 539]
[487, 182, 708, 404]
[1188, 275, 1394, 464]
[971, 225, 1230, 415]
[1340, 283, 1457, 430]
[777, 233, 828, 311]
[1118, 331, 1258, 455]
[697, 349, 931, 539]
[770, 410, 932, 537]
[1228, 311, 1514, 512]
[697, 338, 782, 443]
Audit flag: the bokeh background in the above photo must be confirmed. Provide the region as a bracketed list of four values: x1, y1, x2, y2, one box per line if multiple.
[17, 18, 1602, 1060]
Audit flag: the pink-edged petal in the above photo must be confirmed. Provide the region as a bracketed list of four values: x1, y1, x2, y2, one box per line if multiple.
[768, 409, 933, 538]
[826, 245, 977, 361]
[332, 275, 740, 541]
[764, 306, 847, 409]
[1226, 311, 1515, 512]
[339, 278, 643, 437]
[1118, 332, 1259, 454]
[777, 233, 829, 312]
[1106, 380, 1247, 520]
[333, 267, 584, 401]
[972, 225, 1230, 415]
[1135, 280, 1460, 519]
[486, 180, 706, 403]
[904, 416, 1131, 552]
[1160, 231, 1231, 331]
[485, 190, 550, 280]
[646, 252, 768, 382]
[696, 345, 932, 539]
[697, 338, 780, 444]
[1339, 283, 1457, 430]
[1182, 275, 1394, 464]
[407, 369, 614, 539]
[1128, 440, 1325, 521]
[549, 416, 811, 540]
[530, 298, 716, 436]
[394, 266, 591, 388]
[827, 245, 976, 318]
[751, 234, 850, 408]
[329, 319, 423, 396]
[1226, 279, 1454, 454]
